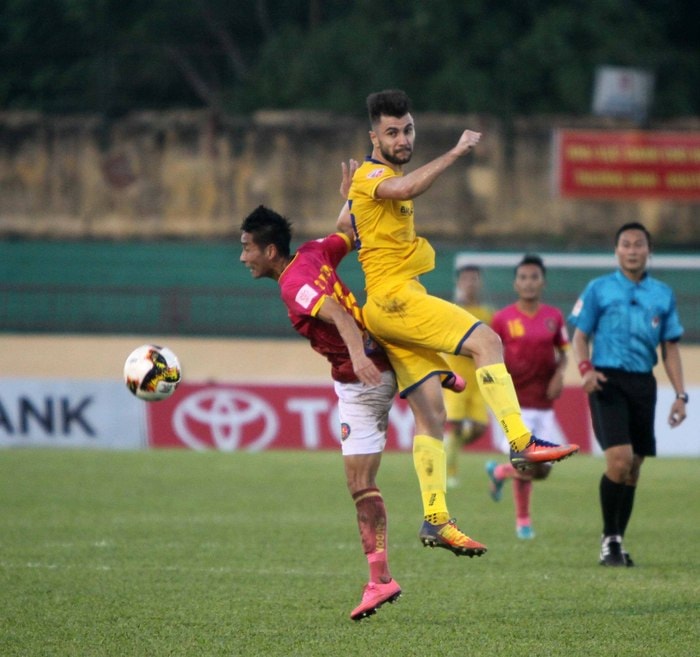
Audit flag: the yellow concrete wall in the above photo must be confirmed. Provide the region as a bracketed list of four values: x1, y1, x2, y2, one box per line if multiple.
[2, 335, 698, 387]
[1, 110, 698, 244]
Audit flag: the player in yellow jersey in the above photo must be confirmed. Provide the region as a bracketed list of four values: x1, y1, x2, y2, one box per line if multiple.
[442, 265, 495, 489]
[344, 89, 578, 556]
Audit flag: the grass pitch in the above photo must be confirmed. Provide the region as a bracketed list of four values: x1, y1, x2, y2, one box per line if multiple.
[0, 449, 697, 657]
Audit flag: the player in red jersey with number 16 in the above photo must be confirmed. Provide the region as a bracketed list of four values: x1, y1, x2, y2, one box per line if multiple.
[485, 255, 572, 540]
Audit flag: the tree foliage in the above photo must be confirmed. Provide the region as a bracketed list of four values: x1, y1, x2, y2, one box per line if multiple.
[1, 0, 697, 118]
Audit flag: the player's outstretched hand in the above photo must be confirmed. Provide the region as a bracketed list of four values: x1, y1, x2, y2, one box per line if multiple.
[340, 159, 359, 198]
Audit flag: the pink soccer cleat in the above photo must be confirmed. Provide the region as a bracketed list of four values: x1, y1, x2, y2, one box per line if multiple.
[350, 579, 402, 621]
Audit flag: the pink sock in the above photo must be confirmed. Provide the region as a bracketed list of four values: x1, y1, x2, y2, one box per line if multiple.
[495, 463, 517, 481]
[513, 478, 532, 526]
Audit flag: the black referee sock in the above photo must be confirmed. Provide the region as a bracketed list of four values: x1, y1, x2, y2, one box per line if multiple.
[619, 484, 637, 537]
[600, 474, 626, 537]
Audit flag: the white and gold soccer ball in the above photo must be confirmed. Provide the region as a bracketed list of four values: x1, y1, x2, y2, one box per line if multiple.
[123, 344, 182, 401]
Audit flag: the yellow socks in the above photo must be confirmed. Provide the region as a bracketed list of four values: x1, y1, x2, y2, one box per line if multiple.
[444, 426, 461, 479]
[476, 363, 531, 451]
[413, 434, 449, 525]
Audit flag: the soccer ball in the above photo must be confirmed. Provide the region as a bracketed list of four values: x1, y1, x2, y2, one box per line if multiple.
[123, 344, 182, 401]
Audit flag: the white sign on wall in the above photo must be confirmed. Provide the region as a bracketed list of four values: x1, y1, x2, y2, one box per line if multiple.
[0, 379, 146, 449]
[592, 65, 654, 123]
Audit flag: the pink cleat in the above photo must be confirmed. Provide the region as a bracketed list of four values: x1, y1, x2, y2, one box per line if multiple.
[350, 579, 402, 621]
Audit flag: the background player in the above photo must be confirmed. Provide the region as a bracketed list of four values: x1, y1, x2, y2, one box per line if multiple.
[240, 203, 401, 620]
[442, 264, 494, 489]
[485, 255, 570, 539]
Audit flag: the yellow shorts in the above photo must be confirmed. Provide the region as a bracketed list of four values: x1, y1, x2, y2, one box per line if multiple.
[442, 352, 489, 424]
[363, 279, 482, 397]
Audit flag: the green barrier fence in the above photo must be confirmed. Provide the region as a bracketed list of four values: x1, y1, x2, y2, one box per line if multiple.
[2, 240, 698, 341]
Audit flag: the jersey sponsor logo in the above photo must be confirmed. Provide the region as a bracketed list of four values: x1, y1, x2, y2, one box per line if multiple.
[367, 168, 385, 179]
[295, 283, 319, 309]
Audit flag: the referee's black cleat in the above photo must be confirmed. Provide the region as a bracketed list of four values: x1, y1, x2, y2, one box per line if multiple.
[599, 535, 626, 567]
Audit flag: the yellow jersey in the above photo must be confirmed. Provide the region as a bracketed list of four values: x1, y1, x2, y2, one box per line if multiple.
[348, 158, 435, 294]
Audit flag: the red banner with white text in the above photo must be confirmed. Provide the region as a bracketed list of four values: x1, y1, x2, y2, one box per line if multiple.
[554, 130, 700, 200]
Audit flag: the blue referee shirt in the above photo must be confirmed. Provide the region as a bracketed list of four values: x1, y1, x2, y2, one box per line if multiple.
[569, 270, 684, 373]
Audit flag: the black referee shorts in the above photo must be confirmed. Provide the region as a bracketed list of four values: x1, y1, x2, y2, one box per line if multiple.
[588, 368, 657, 456]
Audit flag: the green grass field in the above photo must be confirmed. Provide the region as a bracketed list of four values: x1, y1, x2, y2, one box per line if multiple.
[1, 449, 698, 657]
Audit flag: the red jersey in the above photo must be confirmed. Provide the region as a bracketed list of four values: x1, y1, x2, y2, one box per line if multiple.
[491, 303, 569, 409]
[278, 233, 391, 383]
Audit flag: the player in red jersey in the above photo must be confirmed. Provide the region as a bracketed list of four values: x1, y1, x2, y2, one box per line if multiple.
[485, 255, 571, 539]
[239, 201, 402, 621]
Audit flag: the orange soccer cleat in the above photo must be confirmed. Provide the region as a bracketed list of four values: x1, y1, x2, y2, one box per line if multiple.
[419, 518, 487, 557]
[510, 435, 579, 471]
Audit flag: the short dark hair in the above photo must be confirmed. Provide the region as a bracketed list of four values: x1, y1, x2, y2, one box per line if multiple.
[366, 89, 412, 127]
[515, 254, 546, 277]
[615, 222, 652, 249]
[240, 205, 292, 259]
[456, 264, 481, 276]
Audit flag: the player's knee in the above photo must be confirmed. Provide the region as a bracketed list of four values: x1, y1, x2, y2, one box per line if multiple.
[345, 473, 376, 495]
[460, 324, 502, 360]
[607, 459, 633, 482]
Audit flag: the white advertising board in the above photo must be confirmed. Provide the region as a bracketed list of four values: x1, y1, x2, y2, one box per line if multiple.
[0, 379, 696, 456]
[0, 379, 146, 449]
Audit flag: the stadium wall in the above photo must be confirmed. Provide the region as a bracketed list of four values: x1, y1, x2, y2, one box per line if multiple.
[0, 110, 698, 245]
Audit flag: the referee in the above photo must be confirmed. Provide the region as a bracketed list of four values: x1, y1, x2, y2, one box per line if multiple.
[569, 222, 687, 567]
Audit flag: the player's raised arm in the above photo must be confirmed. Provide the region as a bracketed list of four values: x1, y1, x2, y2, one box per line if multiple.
[339, 158, 359, 199]
[376, 130, 481, 201]
[336, 202, 353, 236]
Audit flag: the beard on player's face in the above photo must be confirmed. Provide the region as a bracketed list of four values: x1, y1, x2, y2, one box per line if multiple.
[379, 143, 413, 166]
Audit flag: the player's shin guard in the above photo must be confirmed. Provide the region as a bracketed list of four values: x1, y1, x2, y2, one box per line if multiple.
[413, 435, 449, 524]
[476, 363, 530, 451]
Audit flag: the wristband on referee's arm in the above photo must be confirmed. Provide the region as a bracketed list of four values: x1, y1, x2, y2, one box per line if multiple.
[578, 360, 594, 377]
